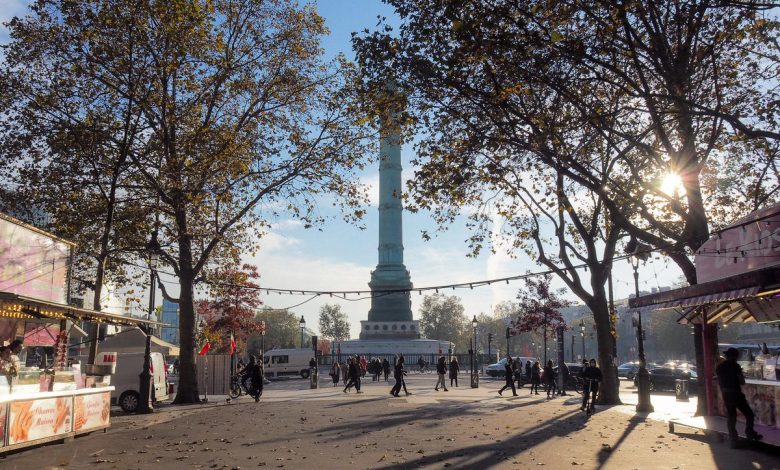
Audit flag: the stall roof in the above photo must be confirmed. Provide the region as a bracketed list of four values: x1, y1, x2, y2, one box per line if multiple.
[0, 292, 164, 327]
[99, 327, 179, 356]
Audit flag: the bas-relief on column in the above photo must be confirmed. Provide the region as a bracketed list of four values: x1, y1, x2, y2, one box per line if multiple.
[361, 103, 419, 340]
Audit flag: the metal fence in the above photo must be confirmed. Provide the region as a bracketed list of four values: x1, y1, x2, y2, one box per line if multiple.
[318, 352, 490, 371]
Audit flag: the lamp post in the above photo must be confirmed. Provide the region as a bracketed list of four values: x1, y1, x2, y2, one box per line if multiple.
[487, 333, 493, 363]
[299, 315, 306, 349]
[471, 315, 479, 388]
[630, 252, 654, 413]
[138, 230, 159, 414]
[580, 319, 585, 360]
[570, 334, 575, 362]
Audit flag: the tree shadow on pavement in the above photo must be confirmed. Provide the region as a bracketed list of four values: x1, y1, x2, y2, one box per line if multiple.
[373, 409, 584, 470]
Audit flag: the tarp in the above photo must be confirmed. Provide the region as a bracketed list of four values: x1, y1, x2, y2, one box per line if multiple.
[99, 327, 179, 356]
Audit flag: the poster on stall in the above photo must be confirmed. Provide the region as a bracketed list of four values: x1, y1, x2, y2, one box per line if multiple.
[7, 397, 72, 445]
[73, 392, 110, 432]
[0, 402, 6, 446]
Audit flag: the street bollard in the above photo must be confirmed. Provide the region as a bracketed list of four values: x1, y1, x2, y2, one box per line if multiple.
[310, 368, 319, 389]
[675, 379, 689, 402]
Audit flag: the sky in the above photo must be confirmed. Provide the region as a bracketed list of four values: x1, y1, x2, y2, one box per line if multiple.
[0, 0, 683, 339]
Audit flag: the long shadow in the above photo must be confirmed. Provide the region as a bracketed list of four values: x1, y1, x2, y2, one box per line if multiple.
[374, 409, 584, 470]
[595, 414, 647, 467]
[327, 396, 386, 407]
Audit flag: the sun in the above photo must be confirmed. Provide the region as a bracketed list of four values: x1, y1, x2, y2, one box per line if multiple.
[660, 172, 684, 197]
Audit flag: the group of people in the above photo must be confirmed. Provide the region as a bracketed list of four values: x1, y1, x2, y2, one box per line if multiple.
[432, 356, 461, 391]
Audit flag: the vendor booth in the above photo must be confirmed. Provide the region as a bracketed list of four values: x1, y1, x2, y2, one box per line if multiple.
[0, 213, 159, 453]
[99, 327, 180, 357]
[630, 203, 780, 432]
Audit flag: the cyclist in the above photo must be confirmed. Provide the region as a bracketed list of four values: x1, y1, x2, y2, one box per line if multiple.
[581, 359, 602, 413]
[240, 355, 263, 402]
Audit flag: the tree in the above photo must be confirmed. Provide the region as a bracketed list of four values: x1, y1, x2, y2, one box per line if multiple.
[250, 307, 303, 354]
[318, 304, 351, 341]
[0, 0, 154, 361]
[514, 275, 571, 363]
[418, 294, 469, 351]
[353, 0, 780, 407]
[194, 264, 263, 354]
[2, 0, 373, 404]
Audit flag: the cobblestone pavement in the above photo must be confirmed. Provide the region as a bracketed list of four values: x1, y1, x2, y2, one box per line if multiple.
[1, 376, 776, 470]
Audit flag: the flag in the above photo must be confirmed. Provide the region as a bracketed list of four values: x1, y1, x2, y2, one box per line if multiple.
[198, 341, 211, 356]
[229, 332, 236, 356]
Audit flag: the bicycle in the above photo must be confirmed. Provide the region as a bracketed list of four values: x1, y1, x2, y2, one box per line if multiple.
[230, 373, 263, 401]
[582, 378, 598, 415]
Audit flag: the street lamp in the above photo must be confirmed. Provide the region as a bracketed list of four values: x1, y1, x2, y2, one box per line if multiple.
[630, 249, 654, 413]
[580, 319, 585, 361]
[487, 333, 493, 363]
[299, 315, 306, 349]
[471, 315, 479, 388]
[138, 230, 159, 414]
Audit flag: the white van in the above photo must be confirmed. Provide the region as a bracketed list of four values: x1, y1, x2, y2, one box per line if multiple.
[263, 348, 315, 379]
[79, 352, 169, 412]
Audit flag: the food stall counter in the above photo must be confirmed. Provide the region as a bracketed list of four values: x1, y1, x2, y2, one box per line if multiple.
[0, 386, 114, 452]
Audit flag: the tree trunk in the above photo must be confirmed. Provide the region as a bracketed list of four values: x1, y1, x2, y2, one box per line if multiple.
[173, 208, 201, 404]
[589, 293, 621, 405]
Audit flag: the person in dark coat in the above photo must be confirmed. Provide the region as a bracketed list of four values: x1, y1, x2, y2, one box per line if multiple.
[581, 359, 602, 412]
[530, 361, 541, 395]
[343, 357, 363, 394]
[716, 348, 763, 447]
[435, 356, 448, 391]
[513, 359, 523, 389]
[525, 360, 532, 383]
[382, 358, 391, 382]
[543, 360, 556, 399]
[390, 354, 411, 396]
[498, 356, 518, 396]
[558, 362, 570, 395]
[449, 357, 460, 387]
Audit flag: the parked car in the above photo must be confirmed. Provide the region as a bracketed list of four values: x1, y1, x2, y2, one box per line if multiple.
[485, 356, 538, 377]
[617, 362, 640, 380]
[634, 367, 697, 393]
[78, 352, 170, 412]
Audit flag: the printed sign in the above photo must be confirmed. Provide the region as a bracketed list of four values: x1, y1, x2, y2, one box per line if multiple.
[7, 397, 72, 445]
[0, 402, 6, 446]
[73, 392, 111, 432]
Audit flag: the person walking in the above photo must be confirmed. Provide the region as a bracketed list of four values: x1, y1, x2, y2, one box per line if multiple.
[498, 355, 518, 396]
[382, 358, 391, 382]
[330, 361, 340, 387]
[344, 358, 362, 393]
[525, 360, 532, 383]
[530, 361, 541, 395]
[449, 357, 460, 387]
[340, 360, 349, 385]
[513, 359, 523, 389]
[354, 355, 363, 393]
[390, 354, 411, 397]
[558, 361, 570, 396]
[716, 347, 763, 447]
[435, 356, 449, 391]
[581, 359, 602, 413]
[543, 360, 556, 399]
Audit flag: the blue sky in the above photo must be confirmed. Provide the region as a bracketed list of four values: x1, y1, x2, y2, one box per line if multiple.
[0, 0, 682, 338]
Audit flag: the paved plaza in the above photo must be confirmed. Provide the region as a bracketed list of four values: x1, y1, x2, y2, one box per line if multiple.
[1, 375, 777, 470]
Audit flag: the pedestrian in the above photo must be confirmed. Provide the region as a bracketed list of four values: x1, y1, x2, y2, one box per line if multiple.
[498, 355, 518, 396]
[544, 360, 556, 399]
[390, 354, 411, 396]
[382, 358, 391, 382]
[340, 360, 349, 385]
[173, 358, 180, 375]
[449, 357, 460, 387]
[581, 359, 602, 413]
[513, 358, 522, 389]
[530, 361, 541, 395]
[360, 356, 368, 377]
[330, 361, 340, 387]
[343, 358, 361, 393]
[418, 356, 426, 372]
[434, 356, 449, 391]
[558, 361, 570, 396]
[716, 347, 763, 447]
[354, 355, 363, 392]
[525, 360, 532, 383]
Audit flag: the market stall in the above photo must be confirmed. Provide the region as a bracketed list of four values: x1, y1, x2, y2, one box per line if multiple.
[0, 213, 160, 453]
[630, 203, 780, 430]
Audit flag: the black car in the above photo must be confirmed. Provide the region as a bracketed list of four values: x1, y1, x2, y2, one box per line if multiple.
[553, 363, 583, 389]
[634, 367, 697, 392]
